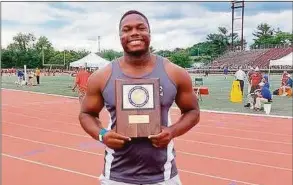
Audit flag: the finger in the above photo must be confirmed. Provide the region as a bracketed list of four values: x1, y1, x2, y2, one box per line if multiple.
[109, 138, 126, 146]
[152, 143, 159, 148]
[148, 132, 165, 139]
[110, 132, 131, 141]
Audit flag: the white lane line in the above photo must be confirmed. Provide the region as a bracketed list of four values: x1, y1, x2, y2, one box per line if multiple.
[3, 120, 291, 145]
[3, 132, 292, 171]
[3, 121, 292, 156]
[2, 153, 99, 179]
[176, 139, 292, 156]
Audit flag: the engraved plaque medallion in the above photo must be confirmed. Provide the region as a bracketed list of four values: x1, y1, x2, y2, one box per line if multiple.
[115, 78, 161, 138]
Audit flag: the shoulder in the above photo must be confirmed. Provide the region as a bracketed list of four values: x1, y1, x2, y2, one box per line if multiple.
[160, 56, 192, 88]
[87, 62, 113, 92]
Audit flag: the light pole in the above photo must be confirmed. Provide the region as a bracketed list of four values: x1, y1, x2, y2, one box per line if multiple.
[98, 36, 101, 53]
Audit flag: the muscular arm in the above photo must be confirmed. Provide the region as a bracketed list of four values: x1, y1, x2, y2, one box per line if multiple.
[149, 61, 200, 147]
[79, 65, 131, 148]
[78, 71, 105, 140]
[169, 65, 200, 138]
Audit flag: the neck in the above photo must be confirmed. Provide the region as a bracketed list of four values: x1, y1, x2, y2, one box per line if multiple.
[123, 52, 152, 67]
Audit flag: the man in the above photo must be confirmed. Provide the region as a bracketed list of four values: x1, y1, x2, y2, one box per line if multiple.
[250, 67, 262, 93]
[246, 67, 254, 93]
[280, 73, 292, 96]
[223, 67, 229, 79]
[234, 66, 246, 95]
[244, 67, 263, 108]
[281, 70, 289, 86]
[16, 69, 24, 86]
[79, 10, 200, 185]
[255, 82, 272, 111]
[72, 66, 91, 104]
[35, 68, 41, 85]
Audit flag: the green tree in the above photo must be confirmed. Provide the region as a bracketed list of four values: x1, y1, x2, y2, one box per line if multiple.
[99, 49, 122, 61]
[251, 23, 275, 48]
[169, 51, 192, 68]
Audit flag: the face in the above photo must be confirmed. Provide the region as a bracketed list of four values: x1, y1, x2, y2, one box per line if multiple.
[120, 14, 150, 56]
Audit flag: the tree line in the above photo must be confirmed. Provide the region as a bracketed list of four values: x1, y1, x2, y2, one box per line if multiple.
[2, 23, 292, 69]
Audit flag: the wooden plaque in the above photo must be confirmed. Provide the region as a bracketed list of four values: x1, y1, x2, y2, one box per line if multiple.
[115, 78, 161, 138]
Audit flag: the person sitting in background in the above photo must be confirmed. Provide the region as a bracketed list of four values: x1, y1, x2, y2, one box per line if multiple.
[280, 74, 292, 96]
[254, 82, 272, 111]
[281, 70, 289, 86]
[262, 75, 270, 89]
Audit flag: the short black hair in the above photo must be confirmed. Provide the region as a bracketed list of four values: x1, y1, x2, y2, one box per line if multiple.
[119, 10, 150, 32]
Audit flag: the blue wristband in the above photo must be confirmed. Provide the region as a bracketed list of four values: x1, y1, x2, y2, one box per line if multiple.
[98, 128, 108, 143]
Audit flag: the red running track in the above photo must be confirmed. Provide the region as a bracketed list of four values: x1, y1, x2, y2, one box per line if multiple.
[2, 89, 292, 185]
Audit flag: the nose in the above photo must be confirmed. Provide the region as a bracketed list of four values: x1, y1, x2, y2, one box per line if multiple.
[130, 28, 140, 36]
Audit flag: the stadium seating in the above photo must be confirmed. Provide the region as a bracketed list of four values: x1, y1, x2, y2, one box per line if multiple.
[210, 49, 268, 69]
[251, 47, 292, 68]
[209, 46, 292, 69]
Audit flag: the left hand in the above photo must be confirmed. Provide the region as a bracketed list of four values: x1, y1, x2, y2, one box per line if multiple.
[148, 126, 174, 148]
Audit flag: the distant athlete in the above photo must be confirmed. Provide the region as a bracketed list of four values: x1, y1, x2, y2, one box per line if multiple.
[72, 66, 91, 104]
[223, 67, 229, 79]
[78, 10, 200, 185]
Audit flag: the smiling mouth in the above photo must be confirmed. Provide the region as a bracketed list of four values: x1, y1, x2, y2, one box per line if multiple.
[128, 40, 144, 45]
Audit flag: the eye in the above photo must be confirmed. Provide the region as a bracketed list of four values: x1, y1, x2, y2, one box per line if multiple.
[138, 26, 147, 31]
[122, 27, 130, 32]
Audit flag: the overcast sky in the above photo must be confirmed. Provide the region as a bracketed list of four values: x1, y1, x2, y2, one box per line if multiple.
[1, 1, 292, 52]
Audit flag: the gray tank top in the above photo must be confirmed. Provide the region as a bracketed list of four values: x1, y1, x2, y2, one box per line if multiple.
[101, 55, 178, 184]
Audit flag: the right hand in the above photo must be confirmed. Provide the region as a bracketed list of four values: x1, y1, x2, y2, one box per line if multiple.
[102, 131, 131, 149]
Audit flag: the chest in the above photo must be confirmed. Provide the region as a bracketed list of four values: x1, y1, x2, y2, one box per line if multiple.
[103, 78, 176, 109]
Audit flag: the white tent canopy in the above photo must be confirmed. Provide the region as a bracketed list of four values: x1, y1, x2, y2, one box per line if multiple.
[69, 53, 110, 68]
[269, 52, 293, 66]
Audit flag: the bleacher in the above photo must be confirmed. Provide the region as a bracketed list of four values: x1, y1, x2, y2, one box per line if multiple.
[209, 47, 292, 69]
[210, 49, 268, 69]
[251, 47, 292, 68]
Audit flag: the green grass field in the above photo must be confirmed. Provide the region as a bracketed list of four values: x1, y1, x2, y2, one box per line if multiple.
[1, 73, 292, 117]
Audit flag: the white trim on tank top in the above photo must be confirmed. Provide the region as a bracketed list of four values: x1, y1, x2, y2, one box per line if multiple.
[164, 111, 175, 181]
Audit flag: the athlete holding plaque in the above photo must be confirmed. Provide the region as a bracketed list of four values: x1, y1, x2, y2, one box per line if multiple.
[79, 10, 200, 185]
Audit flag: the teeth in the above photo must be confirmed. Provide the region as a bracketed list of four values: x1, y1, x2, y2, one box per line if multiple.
[129, 40, 142, 45]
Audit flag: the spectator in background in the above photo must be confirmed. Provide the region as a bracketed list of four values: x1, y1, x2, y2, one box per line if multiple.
[223, 67, 229, 79]
[234, 66, 246, 95]
[16, 70, 24, 86]
[281, 70, 289, 86]
[280, 74, 292, 96]
[250, 67, 262, 93]
[247, 67, 254, 93]
[254, 82, 272, 111]
[72, 66, 91, 104]
[262, 75, 270, 89]
[35, 68, 41, 85]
